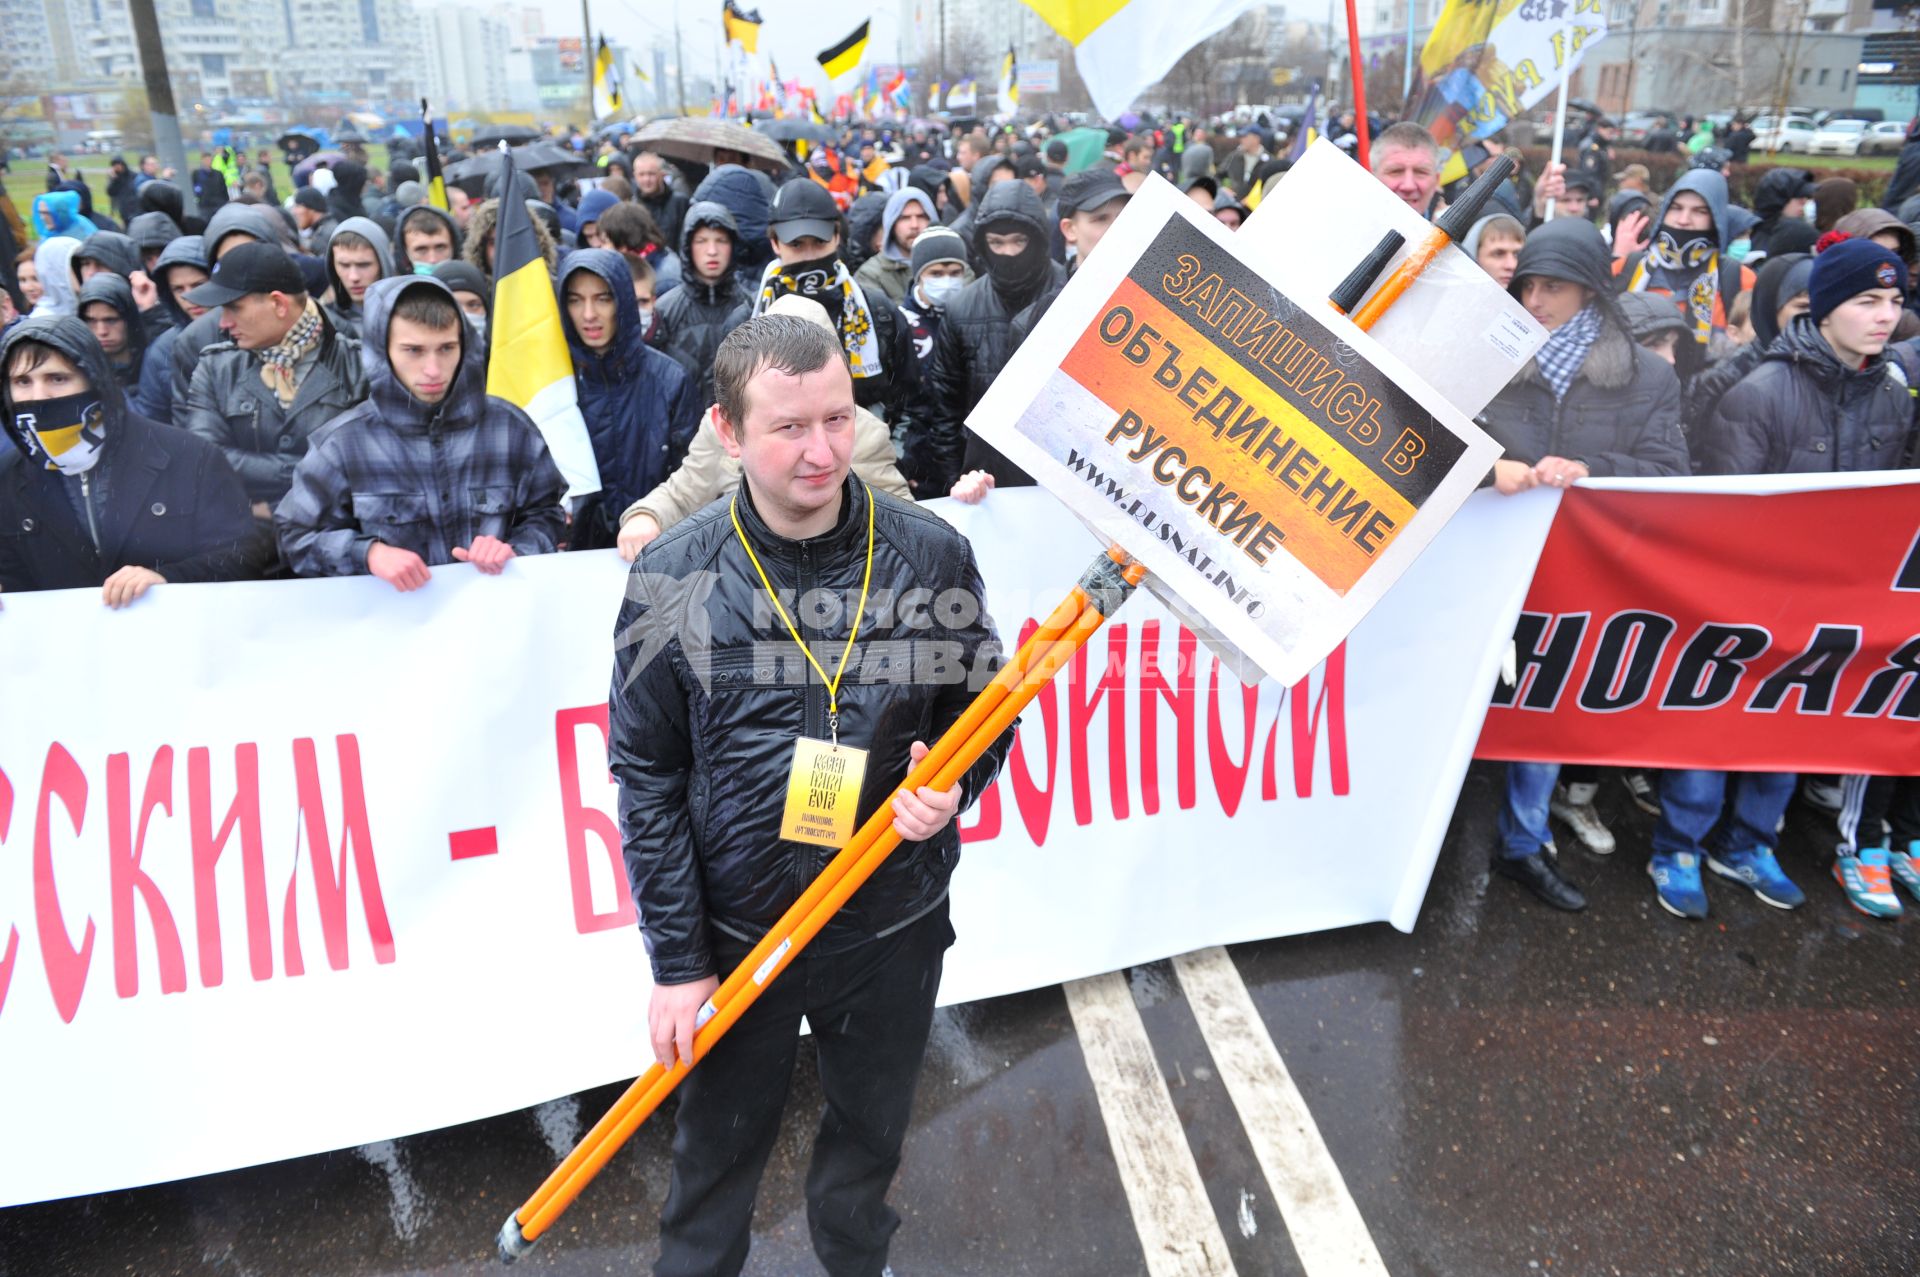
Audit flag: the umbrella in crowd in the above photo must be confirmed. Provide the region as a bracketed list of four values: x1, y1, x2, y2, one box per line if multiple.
[277, 127, 324, 161]
[631, 116, 790, 175]
[292, 150, 345, 183]
[472, 123, 544, 149]
[753, 118, 836, 144]
[444, 143, 595, 196]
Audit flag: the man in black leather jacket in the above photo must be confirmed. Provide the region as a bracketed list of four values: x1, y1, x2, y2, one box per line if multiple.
[610, 313, 1015, 1277]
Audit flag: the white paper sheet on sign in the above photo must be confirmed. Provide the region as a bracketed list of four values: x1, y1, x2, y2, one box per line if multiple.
[1241, 139, 1549, 420]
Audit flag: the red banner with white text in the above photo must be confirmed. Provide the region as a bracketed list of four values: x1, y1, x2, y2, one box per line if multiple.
[1475, 475, 1920, 774]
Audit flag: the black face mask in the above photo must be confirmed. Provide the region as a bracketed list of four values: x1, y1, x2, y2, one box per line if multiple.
[1651, 226, 1717, 273]
[981, 228, 1047, 299]
[777, 254, 841, 299]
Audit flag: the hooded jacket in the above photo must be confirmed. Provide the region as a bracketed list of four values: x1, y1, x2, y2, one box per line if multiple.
[137, 236, 211, 426]
[1749, 167, 1815, 256]
[555, 249, 702, 544]
[1480, 220, 1690, 479]
[637, 181, 690, 254]
[949, 154, 1016, 244]
[610, 474, 1014, 982]
[57, 180, 120, 233]
[204, 201, 296, 257]
[1698, 314, 1916, 476]
[74, 273, 148, 402]
[32, 190, 95, 241]
[393, 204, 464, 274]
[0, 315, 269, 592]
[182, 298, 367, 505]
[72, 230, 141, 281]
[462, 197, 560, 281]
[138, 179, 196, 234]
[30, 238, 80, 318]
[322, 216, 394, 340]
[1881, 127, 1920, 213]
[1617, 168, 1754, 336]
[127, 211, 182, 260]
[1681, 252, 1815, 439]
[923, 180, 1066, 491]
[326, 160, 370, 223]
[275, 276, 568, 575]
[845, 191, 891, 274]
[107, 161, 143, 225]
[691, 164, 774, 284]
[430, 260, 492, 350]
[575, 188, 622, 234]
[649, 200, 748, 407]
[854, 188, 938, 304]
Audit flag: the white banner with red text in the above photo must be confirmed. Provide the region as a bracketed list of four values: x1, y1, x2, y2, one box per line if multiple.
[0, 486, 1557, 1206]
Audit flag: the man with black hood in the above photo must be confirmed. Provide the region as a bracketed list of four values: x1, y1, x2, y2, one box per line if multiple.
[276, 276, 567, 586]
[729, 179, 919, 431]
[924, 177, 1064, 493]
[1616, 169, 1755, 350]
[320, 217, 394, 340]
[138, 176, 201, 237]
[139, 234, 210, 425]
[949, 154, 1016, 244]
[182, 242, 367, 519]
[394, 203, 463, 274]
[556, 247, 701, 549]
[0, 315, 270, 599]
[75, 273, 149, 411]
[69, 230, 173, 346]
[326, 159, 371, 225]
[1479, 217, 1689, 912]
[127, 209, 183, 272]
[649, 199, 747, 405]
[1746, 167, 1817, 259]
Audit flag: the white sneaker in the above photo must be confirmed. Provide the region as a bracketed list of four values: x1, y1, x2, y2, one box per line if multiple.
[1551, 782, 1616, 855]
[1620, 771, 1660, 816]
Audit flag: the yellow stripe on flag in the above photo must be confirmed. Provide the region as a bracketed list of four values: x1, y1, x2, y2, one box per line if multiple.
[487, 260, 572, 407]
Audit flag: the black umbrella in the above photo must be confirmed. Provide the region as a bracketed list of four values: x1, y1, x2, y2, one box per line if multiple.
[277, 127, 323, 160]
[444, 143, 593, 196]
[755, 119, 835, 143]
[472, 123, 543, 148]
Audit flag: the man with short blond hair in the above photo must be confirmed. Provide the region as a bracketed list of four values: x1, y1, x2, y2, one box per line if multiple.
[1371, 121, 1442, 217]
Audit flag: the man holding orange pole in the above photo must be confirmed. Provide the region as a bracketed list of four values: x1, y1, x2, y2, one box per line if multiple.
[610, 312, 1016, 1276]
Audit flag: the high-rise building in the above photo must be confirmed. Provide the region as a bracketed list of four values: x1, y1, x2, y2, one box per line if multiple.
[270, 0, 421, 102]
[423, 4, 514, 111]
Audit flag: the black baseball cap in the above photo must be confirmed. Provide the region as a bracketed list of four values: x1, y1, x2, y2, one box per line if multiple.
[184, 241, 307, 306]
[1059, 169, 1130, 218]
[1014, 155, 1047, 180]
[769, 180, 841, 245]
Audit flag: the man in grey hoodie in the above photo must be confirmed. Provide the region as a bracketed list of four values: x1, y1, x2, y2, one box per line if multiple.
[854, 187, 938, 304]
[320, 216, 394, 340]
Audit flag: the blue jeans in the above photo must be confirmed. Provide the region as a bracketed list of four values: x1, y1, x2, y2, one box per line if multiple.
[1653, 769, 1796, 861]
[1499, 762, 1562, 859]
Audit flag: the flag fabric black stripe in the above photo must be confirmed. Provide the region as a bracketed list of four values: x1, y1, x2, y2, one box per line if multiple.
[818, 20, 870, 67]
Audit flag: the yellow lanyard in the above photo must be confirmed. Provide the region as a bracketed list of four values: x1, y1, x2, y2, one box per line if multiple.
[729, 481, 876, 743]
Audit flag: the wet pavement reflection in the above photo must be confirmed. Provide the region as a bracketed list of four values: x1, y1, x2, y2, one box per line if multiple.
[2, 763, 1914, 1276]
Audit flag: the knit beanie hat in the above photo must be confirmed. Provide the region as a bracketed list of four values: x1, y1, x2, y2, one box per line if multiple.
[293, 188, 327, 214]
[910, 225, 968, 278]
[1808, 235, 1908, 326]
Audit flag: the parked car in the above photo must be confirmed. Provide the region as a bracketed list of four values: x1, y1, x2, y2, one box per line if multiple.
[1619, 111, 1678, 145]
[1860, 120, 1912, 155]
[1752, 115, 1816, 153]
[1814, 107, 1884, 125]
[1809, 119, 1870, 156]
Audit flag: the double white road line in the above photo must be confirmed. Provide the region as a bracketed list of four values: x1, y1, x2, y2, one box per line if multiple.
[1064, 946, 1388, 1277]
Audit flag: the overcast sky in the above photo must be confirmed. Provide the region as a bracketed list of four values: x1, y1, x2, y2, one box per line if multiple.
[533, 0, 932, 104]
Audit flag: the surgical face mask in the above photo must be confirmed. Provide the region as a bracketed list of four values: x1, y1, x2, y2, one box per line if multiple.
[637, 306, 654, 330]
[414, 262, 439, 276]
[13, 389, 107, 475]
[1727, 238, 1752, 262]
[919, 275, 964, 308]
[465, 313, 488, 341]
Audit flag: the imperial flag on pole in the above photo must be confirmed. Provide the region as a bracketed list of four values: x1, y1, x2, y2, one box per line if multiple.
[1020, 0, 1263, 120]
[723, 0, 762, 52]
[592, 36, 624, 118]
[484, 145, 601, 499]
[1409, 0, 1609, 180]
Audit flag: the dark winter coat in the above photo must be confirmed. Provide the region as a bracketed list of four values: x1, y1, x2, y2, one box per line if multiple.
[648, 201, 748, 407]
[74, 273, 148, 407]
[556, 249, 702, 545]
[0, 316, 270, 592]
[182, 305, 367, 504]
[1683, 251, 1810, 436]
[1479, 317, 1690, 477]
[638, 185, 690, 253]
[609, 476, 1014, 983]
[275, 276, 569, 575]
[1699, 315, 1917, 475]
[392, 204, 464, 274]
[922, 180, 1065, 491]
[691, 164, 774, 283]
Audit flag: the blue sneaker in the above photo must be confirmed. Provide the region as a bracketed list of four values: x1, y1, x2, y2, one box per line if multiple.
[1707, 845, 1806, 910]
[1889, 840, 1920, 904]
[1649, 851, 1708, 919]
[1834, 848, 1903, 918]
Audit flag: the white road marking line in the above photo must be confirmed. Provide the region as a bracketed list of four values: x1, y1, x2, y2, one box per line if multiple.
[1064, 971, 1239, 1277]
[1172, 946, 1389, 1277]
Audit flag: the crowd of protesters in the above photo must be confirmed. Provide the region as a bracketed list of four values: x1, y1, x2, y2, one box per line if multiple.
[0, 107, 1914, 935]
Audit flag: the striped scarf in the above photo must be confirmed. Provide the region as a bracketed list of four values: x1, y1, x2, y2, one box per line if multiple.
[751, 258, 884, 382]
[258, 297, 324, 407]
[1534, 305, 1602, 402]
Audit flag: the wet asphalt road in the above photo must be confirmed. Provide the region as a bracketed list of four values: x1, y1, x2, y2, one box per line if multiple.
[3, 763, 1916, 1277]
